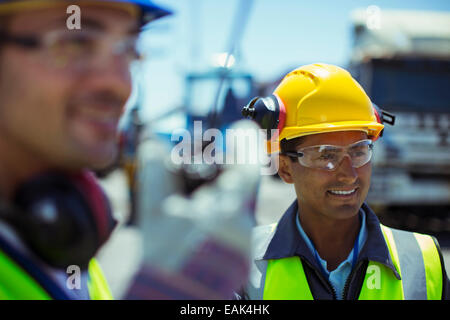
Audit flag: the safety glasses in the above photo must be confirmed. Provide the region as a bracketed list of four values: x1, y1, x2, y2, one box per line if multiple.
[283, 139, 374, 171]
[0, 29, 142, 71]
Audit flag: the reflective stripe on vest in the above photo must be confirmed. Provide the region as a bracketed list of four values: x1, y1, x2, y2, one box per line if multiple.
[0, 250, 113, 300]
[262, 225, 443, 300]
[87, 259, 113, 300]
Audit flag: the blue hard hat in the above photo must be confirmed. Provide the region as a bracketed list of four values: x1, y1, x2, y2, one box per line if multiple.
[0, 0, 172, 24]
[109, 0, 172, 22]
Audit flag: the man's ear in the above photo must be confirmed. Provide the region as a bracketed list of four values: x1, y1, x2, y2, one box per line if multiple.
[278, 155, 295, 184]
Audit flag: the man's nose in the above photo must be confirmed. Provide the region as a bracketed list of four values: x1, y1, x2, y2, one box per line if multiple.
[335, 154, 358, 184]
[82, 54, 132, 101]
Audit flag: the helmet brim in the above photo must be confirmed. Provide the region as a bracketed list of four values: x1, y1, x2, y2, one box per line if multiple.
[267, 121, 384, 154]
[0, 0, 172, 24]
[281, 121, 384, 141]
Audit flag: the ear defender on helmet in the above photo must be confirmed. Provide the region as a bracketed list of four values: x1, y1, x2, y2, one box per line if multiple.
[241, 92, 396, 145]
[371, 103, 396, 141]
[0, 170, 116, 270]
[241, 94, 286, 140]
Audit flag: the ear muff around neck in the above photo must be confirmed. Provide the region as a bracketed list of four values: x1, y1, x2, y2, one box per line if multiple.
[0, 170, 116, 270]
[69, 170, 117, 247]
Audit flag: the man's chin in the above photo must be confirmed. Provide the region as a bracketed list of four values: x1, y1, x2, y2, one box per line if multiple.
[76, 144, 119, 171]
[89, 158, 116, 171]
[326, 203, 362, 220]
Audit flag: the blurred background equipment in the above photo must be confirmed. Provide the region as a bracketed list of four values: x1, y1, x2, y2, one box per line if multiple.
[184, 69, 256, 133]
[130, 119, 260, 299]
[349, 9, 450, 246]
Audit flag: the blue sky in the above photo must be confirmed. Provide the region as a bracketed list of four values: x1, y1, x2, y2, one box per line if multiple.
[132, 0, 450, 127]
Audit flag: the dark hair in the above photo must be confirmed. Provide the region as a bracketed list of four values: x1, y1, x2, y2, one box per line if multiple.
[280, 136, 306, 161]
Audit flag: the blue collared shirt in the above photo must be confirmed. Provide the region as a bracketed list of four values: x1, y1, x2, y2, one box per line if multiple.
[295, 210, 367, 299]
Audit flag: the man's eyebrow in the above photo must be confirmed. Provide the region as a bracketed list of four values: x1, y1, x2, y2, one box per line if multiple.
[36, 16, 69, 31]
[78, 18, 105, 31]
[79, 17, 140, 35]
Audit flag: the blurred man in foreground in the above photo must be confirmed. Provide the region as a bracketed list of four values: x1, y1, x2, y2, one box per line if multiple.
[0, 0, 256, 299]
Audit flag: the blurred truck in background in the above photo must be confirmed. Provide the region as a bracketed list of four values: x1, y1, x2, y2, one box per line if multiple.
[349, 9, 450, 246]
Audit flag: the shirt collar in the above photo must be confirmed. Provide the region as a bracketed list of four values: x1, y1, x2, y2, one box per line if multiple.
[262, 200, 401, 279]
[295, 207, 367, 271]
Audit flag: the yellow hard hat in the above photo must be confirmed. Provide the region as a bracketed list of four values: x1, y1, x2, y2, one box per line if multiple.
[243, 63, 385, 153]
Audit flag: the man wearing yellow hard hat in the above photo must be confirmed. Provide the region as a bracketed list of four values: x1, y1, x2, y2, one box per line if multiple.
[240, 63, 449, 300]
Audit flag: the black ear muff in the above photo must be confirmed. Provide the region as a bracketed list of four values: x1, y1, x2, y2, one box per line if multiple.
[242, 94, 286, 140]
[2, 171, 116, 270]
[69, 170, 117, 248]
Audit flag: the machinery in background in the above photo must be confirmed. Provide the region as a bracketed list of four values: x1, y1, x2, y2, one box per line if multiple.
[109, 67, 257, 225]
[349, 9, 450, 245]
[183, 68, 256, 132]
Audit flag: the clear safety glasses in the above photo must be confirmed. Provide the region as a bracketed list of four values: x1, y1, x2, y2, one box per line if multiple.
[283, 139, 374, 171]
[0, 29, 142, 71]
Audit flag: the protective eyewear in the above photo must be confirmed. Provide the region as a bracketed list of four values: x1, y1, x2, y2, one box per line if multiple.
[283, 139, 374, 171]
[0, 29, 142, 71]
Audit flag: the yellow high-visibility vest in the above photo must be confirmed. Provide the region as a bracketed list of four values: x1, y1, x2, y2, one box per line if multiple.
[263, 225, 443, 300]
[0, 250, 113, 300]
